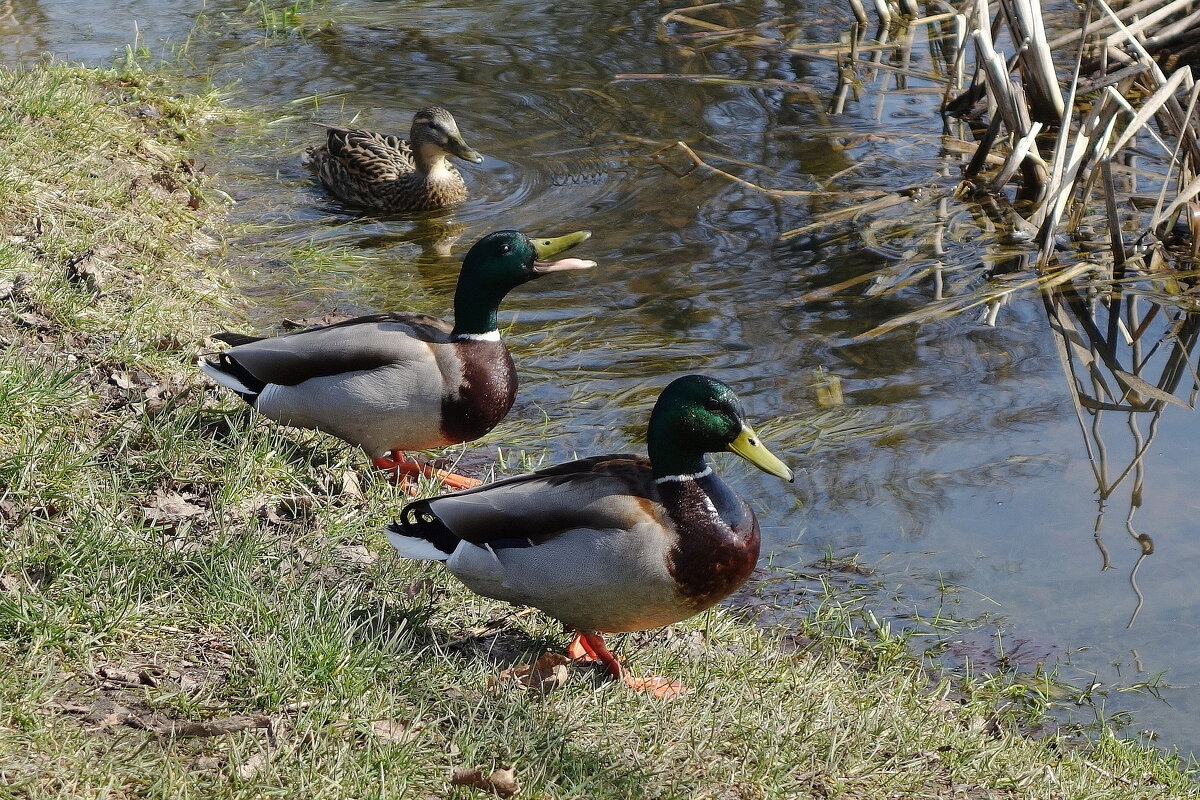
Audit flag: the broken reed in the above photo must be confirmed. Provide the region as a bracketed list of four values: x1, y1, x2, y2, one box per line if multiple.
[946, 0, 1199, 271]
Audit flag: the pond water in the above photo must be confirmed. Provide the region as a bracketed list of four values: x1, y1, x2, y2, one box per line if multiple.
[7, 0, 1199, 757]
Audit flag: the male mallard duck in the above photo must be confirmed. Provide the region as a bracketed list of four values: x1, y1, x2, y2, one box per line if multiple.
[305, 107, 483, 212]
[386, 375, 794, 695]
[198, 229, 595, 489]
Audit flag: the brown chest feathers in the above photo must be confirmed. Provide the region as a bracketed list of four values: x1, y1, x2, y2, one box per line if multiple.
[659, 474, 761, 611]
[439, 341, 517, 444]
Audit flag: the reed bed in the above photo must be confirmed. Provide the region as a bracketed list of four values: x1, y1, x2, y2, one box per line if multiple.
[646, 0, 1199, 338]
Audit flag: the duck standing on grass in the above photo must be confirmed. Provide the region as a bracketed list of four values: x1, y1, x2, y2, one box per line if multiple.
[304, 107, 483, 212]
[386, 374, 794, 696]
[197, 229, 595, 490]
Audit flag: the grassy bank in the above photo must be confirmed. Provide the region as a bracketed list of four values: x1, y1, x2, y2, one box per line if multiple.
[0, 61, 1196, 799]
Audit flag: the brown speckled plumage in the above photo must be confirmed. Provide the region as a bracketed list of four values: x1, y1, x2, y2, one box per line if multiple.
[304, 107, 480, 213]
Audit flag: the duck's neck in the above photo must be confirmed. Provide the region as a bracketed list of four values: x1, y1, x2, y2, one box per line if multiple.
[649, 432, 711, 482]
[450, 285, 504, 340]
[415, 142, 451, 177]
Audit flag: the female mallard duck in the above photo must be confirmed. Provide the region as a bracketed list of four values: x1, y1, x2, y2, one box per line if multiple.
[305, 107, 483, 212]
[386, 375, 794, 695]
[198, 229, 595, 489]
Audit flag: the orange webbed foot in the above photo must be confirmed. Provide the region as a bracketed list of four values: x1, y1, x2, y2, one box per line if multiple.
[566, 631, 687, 698]
[372, 453, 481, 492]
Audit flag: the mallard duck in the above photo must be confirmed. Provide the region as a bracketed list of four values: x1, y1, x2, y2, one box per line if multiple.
[198, 229, 595, 489]
[386, 375, 794, 695]
[305, 107, 483, 212]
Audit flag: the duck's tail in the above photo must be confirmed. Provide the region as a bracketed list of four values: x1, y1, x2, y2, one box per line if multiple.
[385, 499, 460, 561]
[197, 349, 265, 405]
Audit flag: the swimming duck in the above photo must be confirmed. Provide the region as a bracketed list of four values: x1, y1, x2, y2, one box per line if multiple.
[198, 229, 595, 489]
[305, 107, 483, 212]
[386, 375, 794, 696]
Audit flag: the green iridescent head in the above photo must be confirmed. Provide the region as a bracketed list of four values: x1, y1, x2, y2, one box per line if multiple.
[648, 375, 794, 481]
[452, 230, 594, 337]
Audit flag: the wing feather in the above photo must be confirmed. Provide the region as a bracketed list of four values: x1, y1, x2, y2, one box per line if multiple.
[216, 312, 452, 386]
[326, 128, 413, 181]
[409, 455, 661, 547]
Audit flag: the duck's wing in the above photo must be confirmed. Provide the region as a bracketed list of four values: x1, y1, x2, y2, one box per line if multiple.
[324, 128, 414, 181]
[203, 312, 452, 389]
[388, 455, 660, 556]
[388, 455, 701, 633]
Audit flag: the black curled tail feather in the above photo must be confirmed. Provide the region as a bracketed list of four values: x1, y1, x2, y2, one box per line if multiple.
[390, 499, 461, 556]
[215, 352, 266, 403]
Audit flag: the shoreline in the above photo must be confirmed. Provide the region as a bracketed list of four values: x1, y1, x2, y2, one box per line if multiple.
[0, 60, 1196, 798]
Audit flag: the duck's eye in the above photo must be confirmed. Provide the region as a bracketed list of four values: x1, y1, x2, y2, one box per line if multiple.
[498, 243, 512, 255]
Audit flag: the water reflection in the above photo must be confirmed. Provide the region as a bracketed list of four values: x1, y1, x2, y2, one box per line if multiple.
[1043, 282, 1200, 627]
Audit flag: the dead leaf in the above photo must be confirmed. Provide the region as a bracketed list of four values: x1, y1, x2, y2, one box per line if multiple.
[497, 653, 571, 695]
[340, 469, 364, 500]
[333, 544, 374, 566]
[144, 381, 190, 413]
[16, 311, 50, 330]
[138, 666, 164, 690]
[96, 666, 144, 686]
[109, 370, 138, 390]
[235, 750, 270, 780]
[83, 699, 137, 728]
[275, 495, 315, 519]
[190, 756, 221, 771]
[142, 491, 206, 522]
[450, 766, 520, 798]
[0, 273, 30, 302]
[64, 250, 102, 294]
[161, 714, 272, 738]
[370, 719, 422, 744]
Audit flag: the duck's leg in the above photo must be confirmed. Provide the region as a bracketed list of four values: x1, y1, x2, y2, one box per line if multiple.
[566, 631, 687, 699]
[371, 452, 481, 492]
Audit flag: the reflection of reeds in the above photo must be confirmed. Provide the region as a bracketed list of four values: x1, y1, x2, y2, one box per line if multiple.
[1042, 281, 1200, 626]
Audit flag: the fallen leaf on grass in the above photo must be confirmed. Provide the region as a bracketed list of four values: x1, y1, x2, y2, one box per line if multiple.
[95, 666, 146, 686]
[16, 311, 51, 330]
[450, 766, 520, 797]
[64, 250, 103, 294]
[142, 491, 206, 522]
[236, 750, 271, 780]
[370, 719, 422, 744]
[160, 714, 272, 738]
[496, 653, 571, 695]
[144, 380, 191, 413]
[109, 370, 148, 390]
[340, 469, 364, 500]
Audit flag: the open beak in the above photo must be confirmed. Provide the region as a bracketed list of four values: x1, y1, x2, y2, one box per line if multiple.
[728, 424, 794, 482]
[531, 230, 596, 273]
[448, 135, 484, 164]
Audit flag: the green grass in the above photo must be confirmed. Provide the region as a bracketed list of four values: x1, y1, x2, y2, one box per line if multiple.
[0, 60, 1197, 799]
